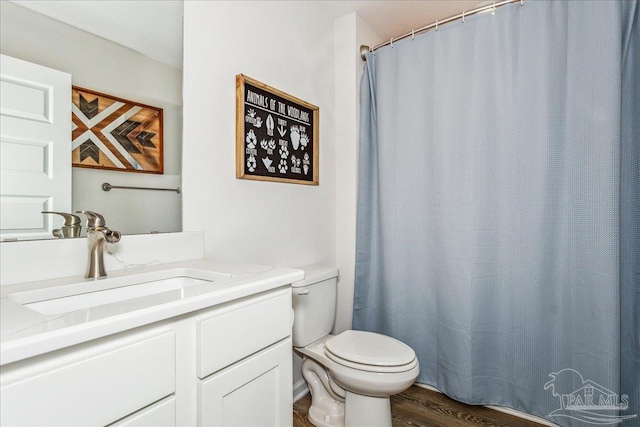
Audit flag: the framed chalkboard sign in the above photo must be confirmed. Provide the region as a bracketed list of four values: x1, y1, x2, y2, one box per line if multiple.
[236, 74, 319, 185]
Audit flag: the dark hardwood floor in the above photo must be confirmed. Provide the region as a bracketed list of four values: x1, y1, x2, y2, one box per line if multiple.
[293, 385, 549, 427]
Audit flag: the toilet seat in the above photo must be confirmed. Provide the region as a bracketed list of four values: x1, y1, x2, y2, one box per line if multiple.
[325, 330, 417, 373]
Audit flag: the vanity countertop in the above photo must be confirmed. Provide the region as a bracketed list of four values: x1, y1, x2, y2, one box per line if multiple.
[0, 259, 303, 365]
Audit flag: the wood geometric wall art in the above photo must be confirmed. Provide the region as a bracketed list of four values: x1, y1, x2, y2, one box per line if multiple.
[71, 86, 163, 173]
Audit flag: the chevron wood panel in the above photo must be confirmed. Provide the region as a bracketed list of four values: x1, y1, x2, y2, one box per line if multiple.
[71, 87, 163, 173]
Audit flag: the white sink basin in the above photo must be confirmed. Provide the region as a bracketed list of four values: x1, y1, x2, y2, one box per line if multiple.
[5, 269, 234, 316]
[22, 276, 214, 315]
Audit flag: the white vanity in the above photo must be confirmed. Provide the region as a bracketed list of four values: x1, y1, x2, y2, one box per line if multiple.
[0, 258, 303, 426]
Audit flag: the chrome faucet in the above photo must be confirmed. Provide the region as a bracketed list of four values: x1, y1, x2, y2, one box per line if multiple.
[77, 211, 121, 279]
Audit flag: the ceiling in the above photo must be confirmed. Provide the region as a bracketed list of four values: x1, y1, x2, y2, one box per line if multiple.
[9, 1, 488, 69]
[8, 0, 184, 69]
[318, 1, 488, 42]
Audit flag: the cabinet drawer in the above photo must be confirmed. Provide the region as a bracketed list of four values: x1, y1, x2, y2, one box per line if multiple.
[1, 331, 175, 427]
[109, 395, 176, 427]
[197, 292, 290, 378]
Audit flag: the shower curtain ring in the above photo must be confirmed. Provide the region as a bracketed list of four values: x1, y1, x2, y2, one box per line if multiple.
[492, 2, 496, 14]
[521, 0, 524, 6]
[462, 11, 465, 23]
[390, 37, 394, 48]
[411, 29, 415, 40]
[435, 20, 439, 31]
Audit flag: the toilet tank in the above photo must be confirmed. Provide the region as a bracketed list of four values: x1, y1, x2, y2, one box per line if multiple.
[291, 264, 339, 348]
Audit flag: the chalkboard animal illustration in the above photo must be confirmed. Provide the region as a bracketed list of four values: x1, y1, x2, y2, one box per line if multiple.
[266, 114, 274, 135]
[290, 125, 300, 150]
[237, 75, 318, 185]
[247, 155, 257, 172]
[279, 144, 289, 159]
[300, 132, 309, 149]
[246, 130, 257, 149]
[279, 159, 288, 174]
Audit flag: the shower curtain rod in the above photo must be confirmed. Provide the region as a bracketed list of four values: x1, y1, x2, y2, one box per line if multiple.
[360, 0, 524, 60]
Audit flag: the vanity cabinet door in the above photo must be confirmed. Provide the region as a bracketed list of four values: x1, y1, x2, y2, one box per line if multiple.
[198, 338, 292, 427]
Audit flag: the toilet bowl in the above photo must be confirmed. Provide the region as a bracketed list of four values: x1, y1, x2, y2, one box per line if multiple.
[292, 265, 419, 427]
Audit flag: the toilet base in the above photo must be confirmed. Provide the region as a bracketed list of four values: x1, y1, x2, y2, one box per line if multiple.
[344, 392, 392, 427]
[302, 357, 345, 427]
[307, 391, 391, 427]
[308, 398, 345, 427]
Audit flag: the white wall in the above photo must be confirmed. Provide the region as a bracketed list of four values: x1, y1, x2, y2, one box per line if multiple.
[182, 1, 336, 268]
[73, 169, 181, 235]
[334, 14, 383, 334]
[0, 2, 182, 234]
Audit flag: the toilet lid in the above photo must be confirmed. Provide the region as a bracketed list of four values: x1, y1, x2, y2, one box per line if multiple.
[325, 330, 416, 367]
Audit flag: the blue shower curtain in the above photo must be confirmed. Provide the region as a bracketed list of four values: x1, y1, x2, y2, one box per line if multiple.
[354, 1, 639, 425]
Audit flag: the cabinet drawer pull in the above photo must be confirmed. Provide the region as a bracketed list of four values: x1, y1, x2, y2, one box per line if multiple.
[297, 289, 309, 295]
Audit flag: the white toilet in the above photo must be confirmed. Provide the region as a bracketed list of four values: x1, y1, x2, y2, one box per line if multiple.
[292, 265, 419, 427]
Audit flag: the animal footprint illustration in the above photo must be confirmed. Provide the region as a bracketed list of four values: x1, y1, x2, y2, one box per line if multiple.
[303, 164, 309, 175]
[291, 155, 301, 167]
[247, 155, 257, 172]
[300, 133, 309, 149]
[290, 125, 300, 150]
[254, 116, 263, 128]
[303, 152, 310, 163]
[247, 109, 256, 118]
[262, 157, 273, 169]
[278, 159, 288, 174]
[246, 129, 257, 149]
[268, 139, 276, 150]
[266, 115, 274, 135]
[279, 145, 289, 159]
[260, 139, 269, 150]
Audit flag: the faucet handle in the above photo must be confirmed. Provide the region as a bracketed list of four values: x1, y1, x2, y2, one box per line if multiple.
[76, 210, 106, 228]
[42, 211, 82, 238]
[42, 211, 81, 226]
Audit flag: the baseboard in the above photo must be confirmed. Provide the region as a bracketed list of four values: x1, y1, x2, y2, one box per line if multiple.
[485, 404, 558, 427]
[293, 379, 309, 403]
[414, 383, 559, 427]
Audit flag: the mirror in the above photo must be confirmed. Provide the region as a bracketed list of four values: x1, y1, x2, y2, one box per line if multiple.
[0, 0, 183, 239]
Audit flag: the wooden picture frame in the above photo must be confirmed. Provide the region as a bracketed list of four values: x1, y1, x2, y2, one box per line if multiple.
[236, 74, 319, 185]
[72, 86, 164, 174]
